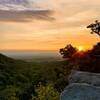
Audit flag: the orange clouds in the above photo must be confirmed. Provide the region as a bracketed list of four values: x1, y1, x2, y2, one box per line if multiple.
[0, 0, 100, 50]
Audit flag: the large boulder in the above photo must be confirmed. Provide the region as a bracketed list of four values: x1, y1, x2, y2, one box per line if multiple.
[69, 70, 100, 86]
[60, 83, 100, 100]
[60, 71, 100, 100]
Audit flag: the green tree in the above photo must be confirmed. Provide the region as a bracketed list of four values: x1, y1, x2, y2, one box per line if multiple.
[0, 85, 19, 100]
[32, 83, 59, 100]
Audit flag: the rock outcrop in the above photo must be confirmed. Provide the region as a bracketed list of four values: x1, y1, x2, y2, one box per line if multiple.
[60, 71, 100, 100]
[60, 83, 100, 100]
[69, 70, 100, 86]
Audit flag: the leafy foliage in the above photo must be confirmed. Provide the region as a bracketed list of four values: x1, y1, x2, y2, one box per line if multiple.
[0, 42, 100, 100]
[32, 83, 59, 100]
[0, 54, 72, 100]
[60, 42, 100, 73]
[59, 44, 77, 59]
[87, 20, 100, 36]
[78, 42, 100, 73]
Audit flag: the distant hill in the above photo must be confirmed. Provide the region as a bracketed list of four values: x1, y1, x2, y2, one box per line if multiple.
[0, 53, 14, 63]
[0, 53, 68, 100]
[0, 53, 31, 72]
[0, 51, 61, 62]
[0, 53, 16, 69]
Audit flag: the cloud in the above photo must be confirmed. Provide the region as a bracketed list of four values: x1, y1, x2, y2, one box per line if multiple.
[1, 0, 100, 50]
[0, 10, 54, 22]
[0, 0, 55, 22]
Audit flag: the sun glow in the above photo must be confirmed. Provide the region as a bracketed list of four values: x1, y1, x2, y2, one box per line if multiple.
[77, 46, 84, 51]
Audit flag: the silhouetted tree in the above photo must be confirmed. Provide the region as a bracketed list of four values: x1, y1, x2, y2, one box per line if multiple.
[78, 42, 100, 73]
[90, 42, 100, 56]
[87, 20, 100, 36]
[59, 44, 77, 59]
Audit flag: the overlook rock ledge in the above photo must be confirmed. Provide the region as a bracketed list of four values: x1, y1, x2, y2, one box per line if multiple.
[60, 71, 100, 100]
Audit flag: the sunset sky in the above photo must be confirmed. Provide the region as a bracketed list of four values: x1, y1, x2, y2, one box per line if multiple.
[0, 0, 100, 51]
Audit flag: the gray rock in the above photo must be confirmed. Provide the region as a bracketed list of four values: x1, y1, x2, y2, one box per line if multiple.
[60, 83, 100, 100]
[69, 70, 100, 86]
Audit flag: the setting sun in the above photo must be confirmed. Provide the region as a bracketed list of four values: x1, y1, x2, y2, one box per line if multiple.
[0, 0, 100, 99]
[77, 46, 84, 51]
